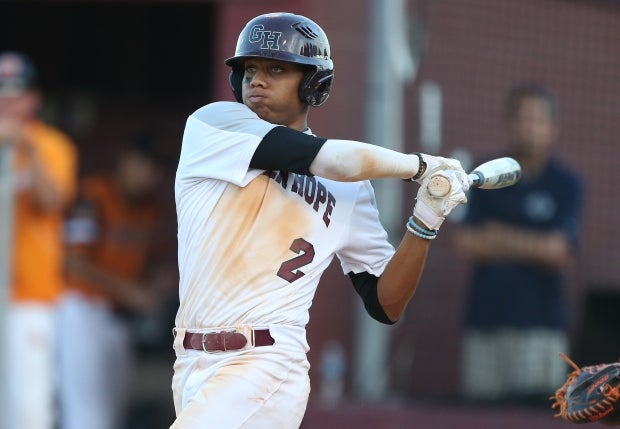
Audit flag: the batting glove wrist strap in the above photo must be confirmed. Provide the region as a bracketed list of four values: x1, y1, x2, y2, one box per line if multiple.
[413, 199, 445, 230]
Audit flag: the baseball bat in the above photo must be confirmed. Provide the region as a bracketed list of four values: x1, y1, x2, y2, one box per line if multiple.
[427, 157, 521, 197]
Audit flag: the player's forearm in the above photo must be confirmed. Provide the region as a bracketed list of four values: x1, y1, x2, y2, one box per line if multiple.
[456, 224, 572, 269]
[310, 139, 419, 181]
[24, 140, 68, 212]
[68, 254, 156, 312]
[491, 229, 571, 269]
[377, 232, 430, 322]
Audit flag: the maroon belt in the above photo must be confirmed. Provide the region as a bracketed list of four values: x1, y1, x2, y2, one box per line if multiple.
[183, 329, 274, 352]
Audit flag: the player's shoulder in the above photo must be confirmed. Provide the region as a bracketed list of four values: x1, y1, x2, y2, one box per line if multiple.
[546, 157, 583, 185]
[27, 120, 75, 149]
[187, 101, 278, 139]
[80, 174, 115, 200]
[190, 101, 255, 124]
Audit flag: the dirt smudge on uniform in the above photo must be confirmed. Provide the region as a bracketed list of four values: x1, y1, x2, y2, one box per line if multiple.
[207, 174, 312, 295]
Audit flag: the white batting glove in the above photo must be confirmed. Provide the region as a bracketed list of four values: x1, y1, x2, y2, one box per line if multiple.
[410, 153, 465, 184]
[413, 169, 470, 230]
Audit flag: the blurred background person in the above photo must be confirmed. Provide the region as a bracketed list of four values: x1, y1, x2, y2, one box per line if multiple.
[57, 135, 169, 429]
[453, 82, 585, 406]
[0, 51, 78, 429]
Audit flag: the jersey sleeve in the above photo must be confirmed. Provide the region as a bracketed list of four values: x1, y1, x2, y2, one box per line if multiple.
[336, 181, 395, 276]
[27, 123, 78, 204]
[176, 102, 278, 187]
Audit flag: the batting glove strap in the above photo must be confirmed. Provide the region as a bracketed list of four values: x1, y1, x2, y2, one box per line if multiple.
[413, 199, 445, 230]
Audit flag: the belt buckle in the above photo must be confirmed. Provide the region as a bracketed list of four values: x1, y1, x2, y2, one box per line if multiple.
[200, 332, 216, 353]
[201, 329, 236, 353]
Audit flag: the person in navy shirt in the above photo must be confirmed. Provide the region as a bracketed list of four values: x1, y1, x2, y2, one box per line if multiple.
[454, 82, 584, 405]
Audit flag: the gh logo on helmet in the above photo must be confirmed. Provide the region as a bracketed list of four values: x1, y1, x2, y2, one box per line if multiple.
[249, 25, 282, 50]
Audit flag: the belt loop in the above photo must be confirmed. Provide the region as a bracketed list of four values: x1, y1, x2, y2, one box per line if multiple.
[251, 329, 256, 347]
[173, 328, 187, 355]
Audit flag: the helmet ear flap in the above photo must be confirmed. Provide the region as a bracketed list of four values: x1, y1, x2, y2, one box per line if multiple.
[229, 69, 243, 103]
[299, 68, 334, 107]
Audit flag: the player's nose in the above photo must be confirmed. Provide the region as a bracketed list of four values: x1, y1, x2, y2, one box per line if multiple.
[249, 70, 267, 87]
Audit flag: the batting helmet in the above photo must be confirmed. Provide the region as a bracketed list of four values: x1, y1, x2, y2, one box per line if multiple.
[225, 12, 334, 107]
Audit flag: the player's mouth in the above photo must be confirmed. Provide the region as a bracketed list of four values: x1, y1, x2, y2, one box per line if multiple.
[247, 94, 267, 103]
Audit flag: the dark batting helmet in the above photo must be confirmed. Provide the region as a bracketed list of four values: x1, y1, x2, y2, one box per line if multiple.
[225, 12, 334, 107]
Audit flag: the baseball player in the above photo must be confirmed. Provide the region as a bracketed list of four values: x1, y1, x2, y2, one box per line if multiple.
[0, 51, 78, 429]
[58, 138, 165, 429]
[171, 12, 470, 428]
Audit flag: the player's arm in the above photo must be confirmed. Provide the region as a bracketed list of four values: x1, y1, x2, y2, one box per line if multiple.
[22, 135, 70, 212]
[348, 230, 431, 324]
[350, 170, 469, 323]
[454, 222, 573, 270]
[66, 252, 156, 311]
[64, 198, 155, 312]
[0, 119, 70, 212]
[250, 126, 464, 182]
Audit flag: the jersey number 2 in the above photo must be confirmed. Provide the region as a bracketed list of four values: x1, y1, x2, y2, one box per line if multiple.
[277, 238, 315, 283]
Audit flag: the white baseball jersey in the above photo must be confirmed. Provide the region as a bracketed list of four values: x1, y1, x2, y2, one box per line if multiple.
[174, 101, 395, 333]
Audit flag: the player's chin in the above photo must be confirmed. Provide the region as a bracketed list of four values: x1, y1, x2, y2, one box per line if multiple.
[248, 104, 275, 122]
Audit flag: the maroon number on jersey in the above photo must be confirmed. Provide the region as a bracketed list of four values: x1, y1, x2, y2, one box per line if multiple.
[277, 238, 315, 283]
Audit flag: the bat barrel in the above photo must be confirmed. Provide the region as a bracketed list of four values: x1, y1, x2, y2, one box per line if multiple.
[472, 157, 521, 190]
[427, 156, 521, 196]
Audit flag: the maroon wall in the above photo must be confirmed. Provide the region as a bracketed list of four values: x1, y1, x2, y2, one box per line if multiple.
[214, 0, 620, 399]
[214, 0, 620, 400]
[5, 0, 617, 404]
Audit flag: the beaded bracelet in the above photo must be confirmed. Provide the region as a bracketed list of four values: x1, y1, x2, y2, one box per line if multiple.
[406, 222, 436, 240]
[404, 152, 427, 182]
[408, 216, 438, 236]
[406, 216, 438, 240]
[412, 153, 427, 181]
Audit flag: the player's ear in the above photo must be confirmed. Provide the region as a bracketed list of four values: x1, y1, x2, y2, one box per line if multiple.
[229, 70, 243, 103]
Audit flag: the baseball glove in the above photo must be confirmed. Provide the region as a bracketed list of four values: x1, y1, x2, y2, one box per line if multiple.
[551, 352, 620, 425]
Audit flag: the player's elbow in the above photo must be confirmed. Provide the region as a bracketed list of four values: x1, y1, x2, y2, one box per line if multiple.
[310, 157, 364, 182]
[310, 141, 367, 181]
[538, 234, 574, 269]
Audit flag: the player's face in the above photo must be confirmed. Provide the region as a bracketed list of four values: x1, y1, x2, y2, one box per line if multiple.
[0, 89, 40, 122]
[509, 96, 557, 157]
[242, 58, 309, 131]
[117, 150, 162, 201]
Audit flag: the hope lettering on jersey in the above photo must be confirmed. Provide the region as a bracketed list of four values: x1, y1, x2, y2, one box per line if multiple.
[265, 171, 336, 227]
[249, 25, 282, 50]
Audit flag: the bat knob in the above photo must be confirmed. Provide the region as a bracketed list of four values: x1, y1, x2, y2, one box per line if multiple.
[427, 174, 450, 197]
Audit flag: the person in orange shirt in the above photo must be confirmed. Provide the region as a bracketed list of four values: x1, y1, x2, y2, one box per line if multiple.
[57, 136, 168, 429]
[0, 51, 78, 429]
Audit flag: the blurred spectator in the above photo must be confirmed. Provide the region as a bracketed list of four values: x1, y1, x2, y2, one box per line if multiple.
[453, 83, 585, 405]
[0, 51, 78, 429]
[57, 135, 170, 429]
